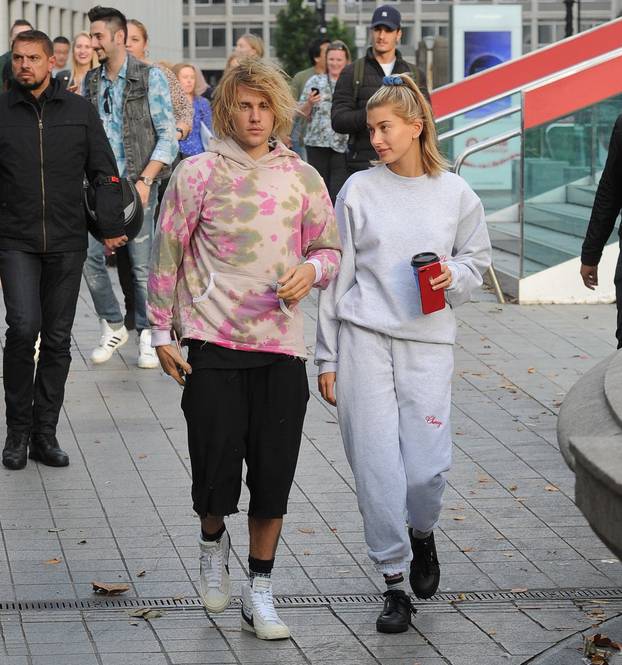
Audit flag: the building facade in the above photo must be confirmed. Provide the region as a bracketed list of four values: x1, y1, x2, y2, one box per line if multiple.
[183, 0, 622, 85]
[0, 0, 183, 63]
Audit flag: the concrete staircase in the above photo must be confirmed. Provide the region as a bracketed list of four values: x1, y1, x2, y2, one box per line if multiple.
[488, 182, 618, 280]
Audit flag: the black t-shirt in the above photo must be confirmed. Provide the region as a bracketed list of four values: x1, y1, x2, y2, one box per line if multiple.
[186, 340, 289, 370]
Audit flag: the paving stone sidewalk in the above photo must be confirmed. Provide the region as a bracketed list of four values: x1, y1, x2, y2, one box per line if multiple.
[0, 281, 621, 665]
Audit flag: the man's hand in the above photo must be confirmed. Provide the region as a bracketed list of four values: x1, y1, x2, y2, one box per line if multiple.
[103, 235, 128, 250]
[277, 263, 316, 305]
[581, 264, 598, 290]
[430, 264, 453, 291]
[135, 179, 151, 207]
[155, 344, 192, 386]
[318, 372, 336, 406]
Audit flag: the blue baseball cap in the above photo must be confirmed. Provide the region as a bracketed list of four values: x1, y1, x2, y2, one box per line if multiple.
[371, 5, 401, 31]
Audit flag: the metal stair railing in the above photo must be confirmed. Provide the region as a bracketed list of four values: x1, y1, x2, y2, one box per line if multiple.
[453, 129, 523, 305]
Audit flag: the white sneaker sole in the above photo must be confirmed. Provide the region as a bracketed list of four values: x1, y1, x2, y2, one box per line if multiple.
[241, 615, 290, 640]
[200, 589, 231, 614]
[91, 336, 128, 364]
[137, 356, 160, 369]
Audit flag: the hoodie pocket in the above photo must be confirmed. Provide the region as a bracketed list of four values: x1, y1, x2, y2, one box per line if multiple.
[192, 272, 217, 303]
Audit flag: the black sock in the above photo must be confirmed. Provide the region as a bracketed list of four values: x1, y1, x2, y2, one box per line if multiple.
[201, 523, 225, 542]
[249, 556, 274, 582]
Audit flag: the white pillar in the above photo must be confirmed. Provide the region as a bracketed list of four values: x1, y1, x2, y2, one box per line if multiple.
[48, 5, 60, 40]
[0, 0, 9, 47]
[60, 7, 71, 38]
[24, 0, 35, 27]
[36, 3, 49, 34]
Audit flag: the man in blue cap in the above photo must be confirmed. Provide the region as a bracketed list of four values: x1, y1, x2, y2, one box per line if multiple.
[331, 5, 428, 175]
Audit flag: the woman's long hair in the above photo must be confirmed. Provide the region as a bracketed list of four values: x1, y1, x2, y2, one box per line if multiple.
[70, 31, 98, 87]
[367, 73, 447, 177]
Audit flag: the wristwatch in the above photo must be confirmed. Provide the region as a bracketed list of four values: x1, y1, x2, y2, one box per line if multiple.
[138, 175, 154, 187]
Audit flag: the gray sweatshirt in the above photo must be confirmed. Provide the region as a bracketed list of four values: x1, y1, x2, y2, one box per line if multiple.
[315, 165, 492, 374]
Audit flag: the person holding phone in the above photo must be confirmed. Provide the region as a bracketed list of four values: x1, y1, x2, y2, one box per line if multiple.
[315, 74, 491, 634]
[298, 40, 351, 203]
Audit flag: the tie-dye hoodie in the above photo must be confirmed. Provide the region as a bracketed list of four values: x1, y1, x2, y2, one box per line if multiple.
[147, 136, 341, 358]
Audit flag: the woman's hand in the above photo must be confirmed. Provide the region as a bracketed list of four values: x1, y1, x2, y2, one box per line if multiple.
[430, 264, 453, 291]
[155, 344, 192, 386]
[318, 372, 337, 406]
[277, 263, 316, 306]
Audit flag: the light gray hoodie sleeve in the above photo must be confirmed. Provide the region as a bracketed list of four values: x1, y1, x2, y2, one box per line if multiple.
[444, 194, 492, 308]
[315, 195, 357, 374]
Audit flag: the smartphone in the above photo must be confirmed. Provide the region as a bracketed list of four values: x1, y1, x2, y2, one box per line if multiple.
[417, 261, 446, 315]
[311, 87, 319, 96]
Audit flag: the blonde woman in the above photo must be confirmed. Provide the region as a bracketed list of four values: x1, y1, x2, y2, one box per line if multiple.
[56, 32, 98, 94]
[235, 33, 264, 59]
[299, 40, 351, 202]
[316, 74, 491, 634]
[148, 59, 340, 640]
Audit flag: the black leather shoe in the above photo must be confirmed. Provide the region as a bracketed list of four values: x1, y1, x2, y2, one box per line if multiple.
[2, 431, 30, 470]
[29, 434, 69, 467]
[376, 589, 416, 633]
[409, 530, 440, 599]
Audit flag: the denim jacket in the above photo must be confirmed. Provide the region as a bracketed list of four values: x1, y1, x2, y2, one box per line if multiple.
[85, 55, 175, 181]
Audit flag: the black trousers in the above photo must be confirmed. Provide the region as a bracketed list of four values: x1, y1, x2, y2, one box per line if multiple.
[181, 355, 309, 519]
[306, 146, 348, 204]
[616, 243, 622, 349]
[0, 249, 86, 434]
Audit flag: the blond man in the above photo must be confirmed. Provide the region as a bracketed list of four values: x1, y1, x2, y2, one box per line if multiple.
[148, 59, 341, 639]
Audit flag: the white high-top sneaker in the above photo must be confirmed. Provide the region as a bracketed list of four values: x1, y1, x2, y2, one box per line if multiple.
[241, 577, 290, 640]
[138, 329, 159, 369]
[199, 531, 231, 613]
[91, 320, 129, 364]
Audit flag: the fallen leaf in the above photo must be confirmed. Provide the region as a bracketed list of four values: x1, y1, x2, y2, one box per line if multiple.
[129, 621, 139, 626]
[488, 629, 497, 636]
[545, 484, 560, 492]
[48, 528, 65, 533]
[592, 634, 622, 651]
[78, 540, 87, 544]
[478, 476, 491, 484]
[302, 550, 311, 556]
[136, 570, 146, 577]
[92, 581, 130, 595]
[173, 594, 185, 601]
[336, 569, 349, 574]
[137, 454, 147, 459]
[329, 527, 338, 533]
[461, 547, 475, 553]
[503, 553, 514, 558]
[509, 484, 518, 491]
[128, 608, 163, 620]
[297, 527, 315, 534]
[511, 588, 528, 593]
[527, 367, 536, 374]
[44, 557, 62, 565]
[453, 516, 466, 521]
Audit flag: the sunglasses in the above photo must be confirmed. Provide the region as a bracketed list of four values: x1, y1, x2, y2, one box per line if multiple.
[103, 85, 112, 114]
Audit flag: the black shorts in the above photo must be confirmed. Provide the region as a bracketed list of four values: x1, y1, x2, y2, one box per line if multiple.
[181, 351, 309, 519]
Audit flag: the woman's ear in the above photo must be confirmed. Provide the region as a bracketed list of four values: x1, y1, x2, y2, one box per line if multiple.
[412, 117, 424, 140]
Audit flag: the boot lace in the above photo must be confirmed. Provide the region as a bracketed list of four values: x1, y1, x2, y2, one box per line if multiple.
[200, 545, 223, 589]
[253, 583, 281, 622]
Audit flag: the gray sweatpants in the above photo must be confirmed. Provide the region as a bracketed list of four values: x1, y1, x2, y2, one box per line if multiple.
[336, 322, 453, 576]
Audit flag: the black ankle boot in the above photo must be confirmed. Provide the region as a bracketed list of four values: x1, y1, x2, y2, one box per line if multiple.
[376, 589, 416, 633]
[29, 434, 69, 467]
[409, 530, 440, 599]
[2, 430, 30, 470]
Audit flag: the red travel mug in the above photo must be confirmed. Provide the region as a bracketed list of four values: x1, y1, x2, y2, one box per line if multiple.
[411, 252, 446, 315]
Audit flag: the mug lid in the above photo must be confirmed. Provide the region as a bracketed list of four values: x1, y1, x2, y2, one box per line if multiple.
[411, 252, 439, 267]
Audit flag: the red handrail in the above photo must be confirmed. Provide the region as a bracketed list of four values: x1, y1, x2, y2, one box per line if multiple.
[523, 53, 622, 130]
[431, 18, 622, 119]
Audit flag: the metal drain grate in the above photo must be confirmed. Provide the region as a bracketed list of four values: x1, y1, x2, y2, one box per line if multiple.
[1, 587, 621, 612]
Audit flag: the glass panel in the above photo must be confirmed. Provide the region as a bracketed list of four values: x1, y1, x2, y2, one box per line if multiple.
[521, 93, 622, 276]
[455, 135, 522, 279]
[212, 27, 226, 47]
[437, 92, 521, 166]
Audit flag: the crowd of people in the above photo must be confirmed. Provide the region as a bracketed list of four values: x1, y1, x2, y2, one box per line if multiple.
[0, 2, 493, 644]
